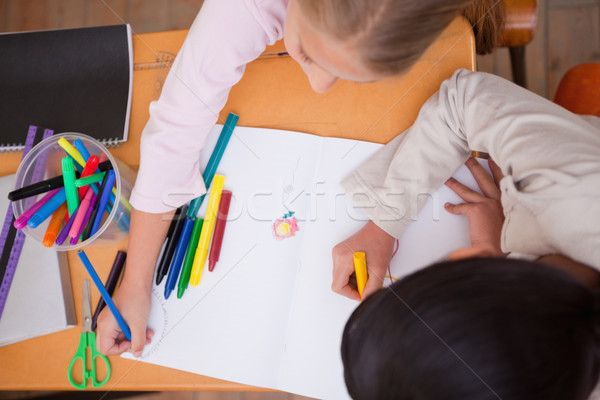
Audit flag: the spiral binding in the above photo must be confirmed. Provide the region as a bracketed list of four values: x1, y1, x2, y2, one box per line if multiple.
[100, 138, 124, 148]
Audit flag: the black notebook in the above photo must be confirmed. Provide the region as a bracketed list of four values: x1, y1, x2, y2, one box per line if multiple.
[0, 24, 133, 151]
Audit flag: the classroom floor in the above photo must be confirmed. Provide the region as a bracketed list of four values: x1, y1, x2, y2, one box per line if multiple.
[1, 0, 599, 399]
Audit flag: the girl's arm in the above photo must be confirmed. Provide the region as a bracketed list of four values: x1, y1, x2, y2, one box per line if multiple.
[334, 69, 600, 298]
[96, 0, 288, 354]
[341, 69, 476, 241]
[96, 208, 173, 356]
[342, 68, 600, 241]
[333, 70, 476, 299]
[131, 0, 288, 214]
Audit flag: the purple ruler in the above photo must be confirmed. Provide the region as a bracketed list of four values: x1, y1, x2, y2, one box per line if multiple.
[0, 126, 54, 319]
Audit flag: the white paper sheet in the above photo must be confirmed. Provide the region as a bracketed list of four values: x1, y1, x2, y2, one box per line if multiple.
[124, 126, 487, 399]
[0, 175, 76, 346]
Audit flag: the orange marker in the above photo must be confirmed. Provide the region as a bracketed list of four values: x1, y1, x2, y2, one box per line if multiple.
[43, 203, 67, 247]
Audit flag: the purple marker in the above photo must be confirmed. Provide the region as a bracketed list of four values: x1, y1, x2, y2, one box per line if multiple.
[13, 189, 61, 230]
[55, 204, 80, 246]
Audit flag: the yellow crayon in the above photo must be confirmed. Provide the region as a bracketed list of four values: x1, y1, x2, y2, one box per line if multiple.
[353, 252, 368, 300]
[189, 175, 225, 286]
[58, 137, 86, 168]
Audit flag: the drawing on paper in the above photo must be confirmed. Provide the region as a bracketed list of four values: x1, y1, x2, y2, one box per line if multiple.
[140, 287, 169, 358]
[273, 211, 299, 240]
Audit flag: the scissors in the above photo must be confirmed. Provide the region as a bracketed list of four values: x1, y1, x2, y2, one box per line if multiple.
[68, 280, 111, 389]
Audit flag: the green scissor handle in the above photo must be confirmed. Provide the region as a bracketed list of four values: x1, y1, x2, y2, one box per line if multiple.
[68, 332, 111, 389]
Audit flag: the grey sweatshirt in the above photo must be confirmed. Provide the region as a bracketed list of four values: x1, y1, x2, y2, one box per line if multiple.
[342, 69, 600, 268]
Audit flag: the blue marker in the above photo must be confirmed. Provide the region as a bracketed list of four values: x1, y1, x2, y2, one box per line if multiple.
[73, 139, 91, 161]
[91, 170, 116, 235]
[77, 250, 131, 341]
[28, 188, 67, 229]
[164, 219, 194, 299]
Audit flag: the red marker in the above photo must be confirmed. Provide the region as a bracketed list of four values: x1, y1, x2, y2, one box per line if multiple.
[208, 190, 232, 272]
[77, 155, 99, 198]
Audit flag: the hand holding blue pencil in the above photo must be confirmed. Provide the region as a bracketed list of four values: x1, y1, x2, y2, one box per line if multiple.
[77, 250, 132, 342]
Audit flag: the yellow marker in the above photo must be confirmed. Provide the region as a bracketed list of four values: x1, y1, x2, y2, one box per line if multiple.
[353, 252, 368, 299]
[189, 175, 225, 286]
[58, 137, 86, 168]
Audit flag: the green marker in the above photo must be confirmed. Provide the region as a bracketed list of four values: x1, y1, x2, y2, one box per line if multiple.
[75, 171, 106, 188]
[177, 218, 204, 299]
[62, 157, 80, 217]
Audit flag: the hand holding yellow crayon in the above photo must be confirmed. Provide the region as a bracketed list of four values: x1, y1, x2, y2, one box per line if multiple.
[353, 252, 368, 300]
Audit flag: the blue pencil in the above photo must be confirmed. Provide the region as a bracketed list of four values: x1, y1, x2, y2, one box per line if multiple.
[77, 250, 132, 341]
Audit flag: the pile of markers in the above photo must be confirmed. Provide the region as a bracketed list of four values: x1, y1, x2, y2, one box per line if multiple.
[9, 137, 131, 247]
[155, 113, 238, 300]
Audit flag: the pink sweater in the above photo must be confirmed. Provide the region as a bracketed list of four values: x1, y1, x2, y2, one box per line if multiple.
[130, 0, 288, 213]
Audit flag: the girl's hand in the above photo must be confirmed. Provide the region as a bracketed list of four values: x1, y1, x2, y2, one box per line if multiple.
[444, 158, 507, 257]
[332, 221, 396, 300]
[96, 280, 154, 356]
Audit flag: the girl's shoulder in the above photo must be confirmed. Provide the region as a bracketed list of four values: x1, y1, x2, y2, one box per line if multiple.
[242, 0, 289, 41]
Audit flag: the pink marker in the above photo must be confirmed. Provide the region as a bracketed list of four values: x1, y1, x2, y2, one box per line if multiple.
[14, 188, 61, 230]
[67, 189, 94, 243]
[70, 193, 97, 245]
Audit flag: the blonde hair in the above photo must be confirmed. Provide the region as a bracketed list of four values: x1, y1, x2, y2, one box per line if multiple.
[297, 0, 505, 75]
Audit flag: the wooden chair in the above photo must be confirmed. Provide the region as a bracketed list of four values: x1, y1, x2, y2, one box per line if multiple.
[497, 0, 538, 88]
[553, 63, 600, 117]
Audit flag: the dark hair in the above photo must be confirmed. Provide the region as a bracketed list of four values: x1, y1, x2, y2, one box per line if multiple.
[341, 258, 600, 400]
[297, 0, 505, 75]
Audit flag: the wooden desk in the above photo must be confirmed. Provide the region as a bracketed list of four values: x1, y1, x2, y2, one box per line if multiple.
[0, 17, 474, 391]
